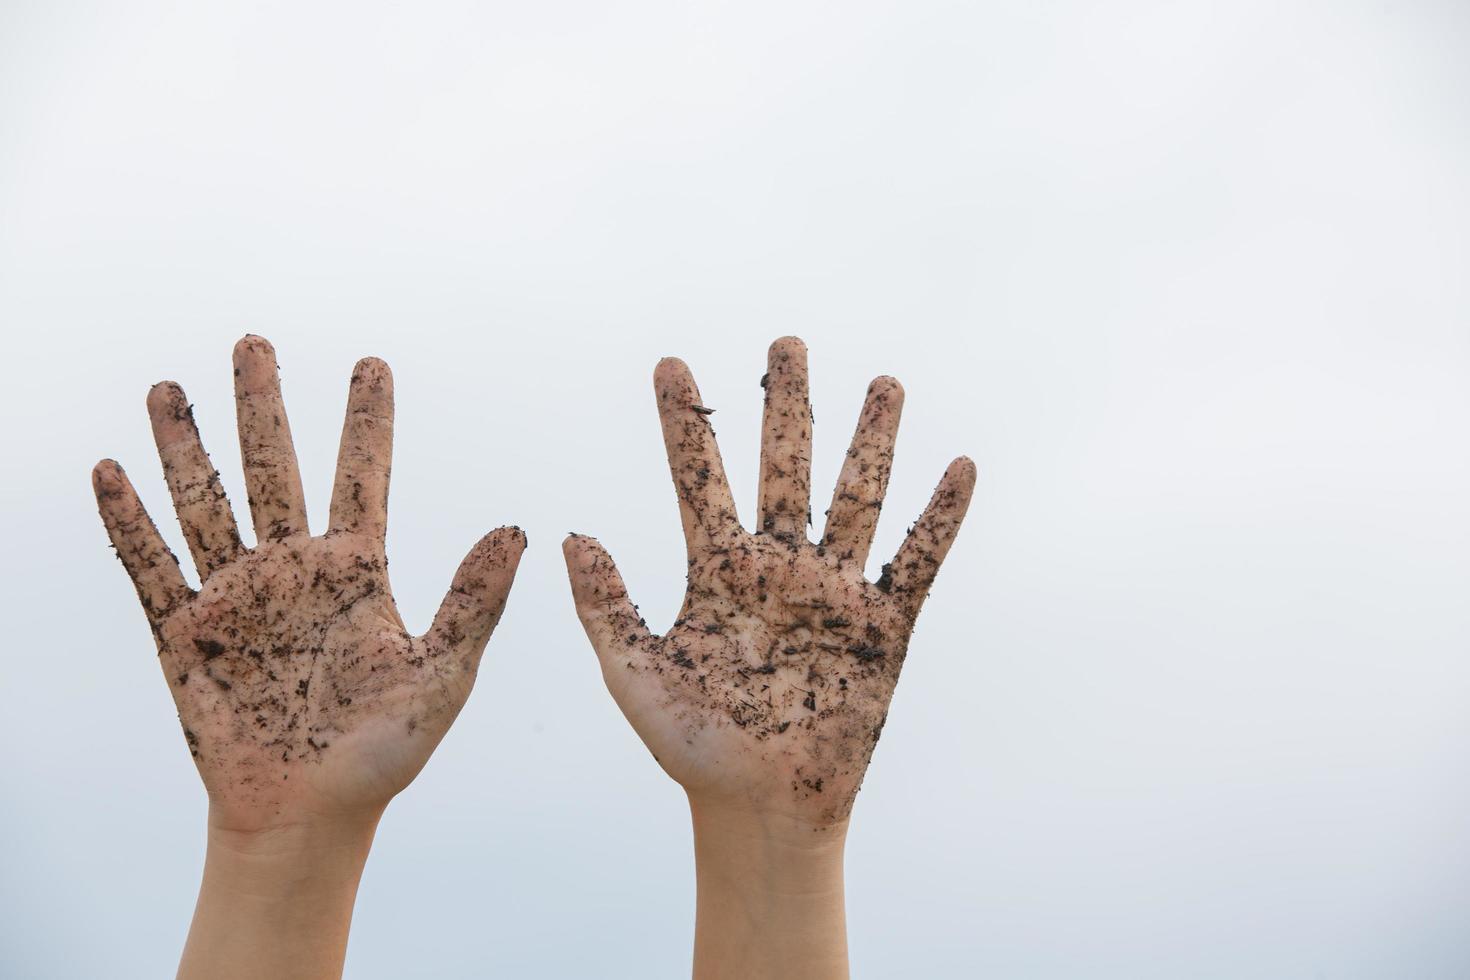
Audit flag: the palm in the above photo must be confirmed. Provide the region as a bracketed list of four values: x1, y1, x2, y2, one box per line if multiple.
[566, 338, 974, 825]
[157, 536, 446, 817]
[629, 540, 910, 820]
[95, 337, 523, 830]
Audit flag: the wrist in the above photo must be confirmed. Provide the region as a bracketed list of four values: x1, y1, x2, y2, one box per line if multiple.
[178, 808, 383, 980]
[688, 795, 849, 859]
[205, 802, 384, 858]
[688, 796, 849, 980]
[199, 807, 380, 914]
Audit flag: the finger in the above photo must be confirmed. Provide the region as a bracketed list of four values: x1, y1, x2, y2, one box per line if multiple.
[654, 357, 740, 554]
[233, 335, 309, 542]
[757, 336, 813, 543]
[146, 382, 244, 580]
[329, 357, 394, 539]
[879, 457, 977, 616]
[93, 459, 193, 626]
[562, 534, 655, 666]
[821, 375, 903, 570]
[423, 527, 527, 673]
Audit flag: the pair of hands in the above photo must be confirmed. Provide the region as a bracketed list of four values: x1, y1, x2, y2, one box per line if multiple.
[94, 335, 974, 978]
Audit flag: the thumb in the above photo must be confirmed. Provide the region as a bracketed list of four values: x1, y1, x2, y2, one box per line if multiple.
[562, 534, 654, 669]
[424, 526, 527, 671]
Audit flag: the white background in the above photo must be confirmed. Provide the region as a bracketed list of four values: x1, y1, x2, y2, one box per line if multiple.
[2, 1, 1468, 977]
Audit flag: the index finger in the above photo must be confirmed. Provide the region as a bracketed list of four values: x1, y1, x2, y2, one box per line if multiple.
[654, 357, 741, 556]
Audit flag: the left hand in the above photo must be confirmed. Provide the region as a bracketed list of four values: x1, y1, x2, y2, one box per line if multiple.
[93, 335, 524, 834]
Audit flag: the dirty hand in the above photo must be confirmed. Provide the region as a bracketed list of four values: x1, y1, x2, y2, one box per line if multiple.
[563, 337, 975, 830]
[94, 336, 525, 834]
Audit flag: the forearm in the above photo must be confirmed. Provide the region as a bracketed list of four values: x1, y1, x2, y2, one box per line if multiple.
[689, 799, 850, 980]
[178, 808, 382, 980]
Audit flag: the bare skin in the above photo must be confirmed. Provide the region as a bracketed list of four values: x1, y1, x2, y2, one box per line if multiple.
[94, 336, 524, 980]
[563, 337, 975, 979]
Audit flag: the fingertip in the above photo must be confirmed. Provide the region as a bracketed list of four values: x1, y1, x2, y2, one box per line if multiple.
[350, 356, 393, 388]
[950, 455, 978, 485]
[768, 336, 808, 372]
[561, 535, 635, 637]
[146, 380, 183, 409]
[429, 526, 527, 658]
[475, 525, 527, 564]
[496, 524, 528, 556]
[445, 528, 527, 608]
[233, 336, 281, 390]
[233, 334, 275, 362]
[868, 374, 904, 404]
[145, 381, 192, 430]
[92, 458, 125, 492]
[562, 532, 606, 561]
[653, 356, 690, 388]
